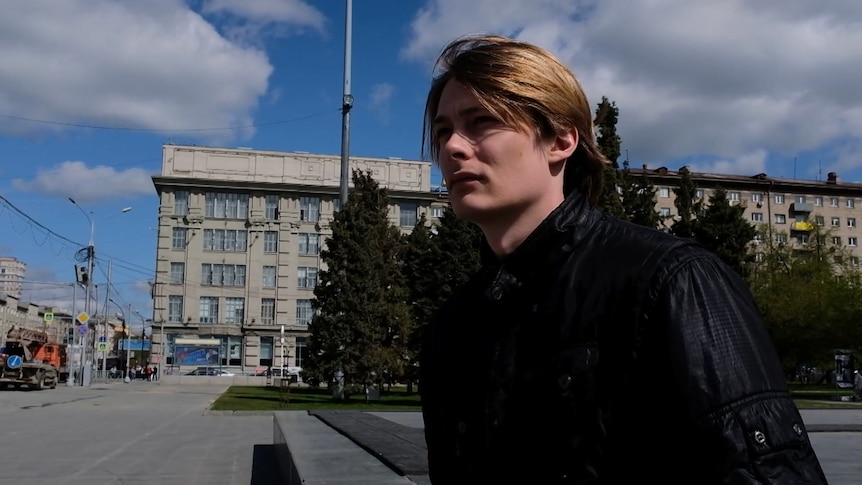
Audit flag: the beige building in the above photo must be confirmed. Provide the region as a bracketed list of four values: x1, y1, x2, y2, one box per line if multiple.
[0, 257, 26, 299]
[150, 144, 447, 374]
[632, 166, 862, 264]
[0, 293, 72, 349]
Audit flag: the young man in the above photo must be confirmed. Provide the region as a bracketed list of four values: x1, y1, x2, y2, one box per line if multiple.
[419, 34, 827, 484]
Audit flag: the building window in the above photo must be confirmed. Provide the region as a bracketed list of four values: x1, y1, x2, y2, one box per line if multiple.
[431, 207, 444, 218]
[400, 203, 418, 227]
[298, 233, 320, 255]
[296, 299, 313, 325]
[264, 231, 278, 253]
[831, 197, 839, 207]
[848, 199, 856, 208]
[848, 218, 857, 228]
[205, 192, 249, 219]
[796, 235, 809, 244]
[659, 207, 671, 217]
[775, 234, 788, 244]
[751, 193, 762, 203]
[174, 190, 189, 216]
[171, 228, 187, 249]
[260, 298, 275, 325]
[831, 217, 841, 227]
[774, 194, 785, 204]
[832, 236, 842, 246]
[168, 295, 183, 323]
[849, 237, 858, 247]
[658, 187, 670, 198]
[296, 337, 308, 368]
[695, 189, 704, 199]
[814, 196, 823, 206]
[265, 195, 279, 220]
[259, 336, 273, 366]
[728, 192, 740, 202]
[751, 212, 763, 222]
[774, 214, 786, 224]
[199, 297, 219, 324]
[201, 264, 246, 286]
[170, 262, 185, 284]
[300, 196, 320, 222]
[795, 195, 806, 204]
[262, 266, 276, 288]
[815, 215, 825, 226]
[297, 267, 318, 289]
[333, 197, 341, 213]
[225, 297, 245, 324]
[753, 233, 763, 243]
[852, 256, 860, 267]
[203, 229, 248, 252]
[754, 252, 765, 263]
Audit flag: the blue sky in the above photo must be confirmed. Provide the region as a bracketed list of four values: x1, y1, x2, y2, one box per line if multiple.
[2, 0, 862, 326]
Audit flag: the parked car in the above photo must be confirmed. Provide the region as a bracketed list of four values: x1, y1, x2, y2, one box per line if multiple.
[184, 368, 235, 377]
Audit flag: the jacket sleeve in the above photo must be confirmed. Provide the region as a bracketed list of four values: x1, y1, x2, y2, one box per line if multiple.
[420, 316, 451, 483]
[656, 253, 828, 484]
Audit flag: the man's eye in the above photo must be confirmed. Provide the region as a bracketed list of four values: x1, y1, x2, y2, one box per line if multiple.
[435, 127, 452, 139]
[474, 116, 497, 125]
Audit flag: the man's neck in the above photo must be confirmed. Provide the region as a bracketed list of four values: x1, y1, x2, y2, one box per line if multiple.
[481, 194, 565, 257]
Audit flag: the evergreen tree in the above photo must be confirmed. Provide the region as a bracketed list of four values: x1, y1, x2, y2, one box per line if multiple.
[304, 170, 411, 398]
[691, 186, 757, 277]
[671, 166, 700, 239]
[594, 96, 626, 218]
[400, 213, 440, 392]
[621, 161, 661, 229]
[431, 206, 484, 299]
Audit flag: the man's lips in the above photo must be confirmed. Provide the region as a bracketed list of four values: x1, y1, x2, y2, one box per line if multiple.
[447, 174, 482, 188]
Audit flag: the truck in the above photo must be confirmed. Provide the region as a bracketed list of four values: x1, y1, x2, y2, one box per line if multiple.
[0, 326, 67, 390]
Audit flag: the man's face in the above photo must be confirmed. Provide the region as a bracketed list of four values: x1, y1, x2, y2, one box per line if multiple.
[433, 80, 562, 225]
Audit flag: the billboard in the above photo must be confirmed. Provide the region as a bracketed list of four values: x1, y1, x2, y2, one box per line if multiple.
[118, 339, 151, 351]
[174, 345, 220, 366]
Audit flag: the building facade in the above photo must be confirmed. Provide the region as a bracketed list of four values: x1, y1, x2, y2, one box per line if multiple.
[0, 257, 26, 299]
[150, 145, 446, 375]
[632, 166, 862, 263]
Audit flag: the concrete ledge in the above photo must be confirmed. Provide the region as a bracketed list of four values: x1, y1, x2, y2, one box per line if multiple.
[273, 411, 415, 484]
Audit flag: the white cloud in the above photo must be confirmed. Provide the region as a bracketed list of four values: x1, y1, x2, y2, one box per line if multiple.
[0, 0, 275, 142]
[12, 161, 155, 203]
[368, 83, 396, 123]
[404, 0, 862, 174]
[200, 0, 327, 43]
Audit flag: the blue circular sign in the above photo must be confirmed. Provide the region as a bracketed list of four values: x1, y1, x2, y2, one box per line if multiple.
[6, 355, 23, 369]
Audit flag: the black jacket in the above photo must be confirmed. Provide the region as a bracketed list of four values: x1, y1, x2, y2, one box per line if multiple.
[420, 191, 827, 484]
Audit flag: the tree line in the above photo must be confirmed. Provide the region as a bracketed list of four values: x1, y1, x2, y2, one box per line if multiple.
[302, 100, 861, 397]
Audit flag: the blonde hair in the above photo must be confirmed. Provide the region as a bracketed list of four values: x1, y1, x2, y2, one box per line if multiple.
[423, 34, 607, 204]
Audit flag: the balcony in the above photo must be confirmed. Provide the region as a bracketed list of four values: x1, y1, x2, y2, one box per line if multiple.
[790, 202, 814, 213]
[791, 221, 815, 232]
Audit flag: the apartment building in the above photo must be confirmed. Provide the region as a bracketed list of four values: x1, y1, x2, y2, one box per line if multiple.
[150, 145, 447, 375]
[0, 257, 26, 299]
[0, 293, 73, 349]
[631, 166, 862, 264]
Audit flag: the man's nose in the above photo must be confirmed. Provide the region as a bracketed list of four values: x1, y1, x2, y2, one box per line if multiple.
[442, 130, 471, 161]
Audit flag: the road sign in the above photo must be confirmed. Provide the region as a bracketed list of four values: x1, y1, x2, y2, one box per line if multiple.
[77, 325, 88, 335]
[97, 342, 108, 352]
[6, 355, 22, 369]
[99, 336, 106, 342]
[44, 312, 54, 323]
[76, 312, 89, 324]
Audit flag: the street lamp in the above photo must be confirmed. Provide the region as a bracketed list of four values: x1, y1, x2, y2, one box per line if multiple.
[108, 298, 131, 383]
[68, 199, 132, 387]
[132, 309, 148, 365]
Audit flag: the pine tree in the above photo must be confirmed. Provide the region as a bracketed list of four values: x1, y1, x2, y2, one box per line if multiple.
[431, 206, 484, 299]
[594, 97, 626, 218]
[621, 161, 660, 229]
[691, 186, 757, 277]
[304, 170, 411, 398]
[671, 167, 700, 239]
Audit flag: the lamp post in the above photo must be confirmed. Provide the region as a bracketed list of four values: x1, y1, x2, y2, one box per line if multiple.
[68, 199, 131, 386]
[108, 298, 128, 382]
[132, 309, 148, 365]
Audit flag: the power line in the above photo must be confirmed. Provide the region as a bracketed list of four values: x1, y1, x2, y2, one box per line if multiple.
[0, 109, 340, 134]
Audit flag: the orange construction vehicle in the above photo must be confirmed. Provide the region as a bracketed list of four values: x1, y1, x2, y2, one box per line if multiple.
[0, 326, 67, 390]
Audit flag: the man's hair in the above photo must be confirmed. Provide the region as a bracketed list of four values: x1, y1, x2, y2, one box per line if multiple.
[423, 34, 607, 204]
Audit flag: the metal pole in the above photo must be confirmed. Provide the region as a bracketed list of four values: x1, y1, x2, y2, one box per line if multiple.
[160, 319, 165, 384]
[338, 0, 353, 206]
[125, 304, 132, 382]
[101, 260, 112, 382]
[67, 283, 77, 387]
[280, 325, 285, 381]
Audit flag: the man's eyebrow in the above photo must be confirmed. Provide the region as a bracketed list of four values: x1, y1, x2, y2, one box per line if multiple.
[433, 106, 485, 126]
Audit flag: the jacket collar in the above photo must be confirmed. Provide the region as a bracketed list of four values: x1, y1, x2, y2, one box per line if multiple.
[481, 189, 593, 292]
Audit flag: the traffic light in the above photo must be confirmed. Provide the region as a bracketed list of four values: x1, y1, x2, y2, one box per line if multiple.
[75, 265, 89, 286]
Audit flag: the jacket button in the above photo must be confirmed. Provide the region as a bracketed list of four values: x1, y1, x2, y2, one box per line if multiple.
[793, 423, 803, 436]
[753, 430, 767, 445]
[490, 287, 503, 301]
[558, 374, 572, 390]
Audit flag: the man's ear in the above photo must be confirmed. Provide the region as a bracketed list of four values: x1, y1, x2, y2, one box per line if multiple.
[548, 128, 578, 165]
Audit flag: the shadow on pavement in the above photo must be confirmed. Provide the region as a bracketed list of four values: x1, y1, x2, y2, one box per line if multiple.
[250, 444, 282, 485]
